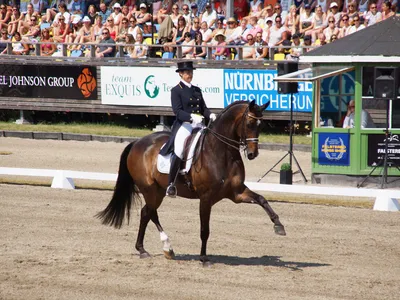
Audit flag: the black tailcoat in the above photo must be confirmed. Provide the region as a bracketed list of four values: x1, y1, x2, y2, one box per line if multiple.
[159, 81, 211, 155]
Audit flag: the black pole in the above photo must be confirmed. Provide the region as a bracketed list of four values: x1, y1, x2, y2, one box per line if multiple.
[381, 100, 390, 188]
[289, 92, 293, 170]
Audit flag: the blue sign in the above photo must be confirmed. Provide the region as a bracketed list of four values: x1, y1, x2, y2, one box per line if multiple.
[318, 133, 350, 166]
[223, 69, 313, 112]
[320, 71, 355, 112]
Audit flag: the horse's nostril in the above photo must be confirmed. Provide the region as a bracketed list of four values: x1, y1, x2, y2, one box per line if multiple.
[248, 153, 254, 159]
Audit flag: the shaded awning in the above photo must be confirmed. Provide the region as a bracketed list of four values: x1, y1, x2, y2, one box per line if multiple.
[274, 66, 355, 82]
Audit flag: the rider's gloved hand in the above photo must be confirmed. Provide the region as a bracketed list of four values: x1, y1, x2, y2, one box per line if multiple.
[209, 113, 216, 122]
[190, 114, 204, 125]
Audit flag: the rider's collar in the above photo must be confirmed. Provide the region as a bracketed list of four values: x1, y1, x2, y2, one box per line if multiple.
[180, 80, 192, 88]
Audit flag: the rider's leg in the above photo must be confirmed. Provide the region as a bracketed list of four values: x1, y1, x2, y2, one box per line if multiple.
[166, 122, 193, 197]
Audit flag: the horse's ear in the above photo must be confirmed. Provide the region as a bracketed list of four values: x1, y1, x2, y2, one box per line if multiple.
[259, 101, 270, 112]
[249, 100, 256, 109]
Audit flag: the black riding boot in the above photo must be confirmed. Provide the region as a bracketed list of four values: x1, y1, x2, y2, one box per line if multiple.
[166, 154, 182, 197]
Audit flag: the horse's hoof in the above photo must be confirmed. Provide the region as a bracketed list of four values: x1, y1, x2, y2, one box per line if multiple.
[139, 252, 151, 259]
[274, 225, 286, 236]
[202, 260, 213, 268]
[164, 249, 175, 260]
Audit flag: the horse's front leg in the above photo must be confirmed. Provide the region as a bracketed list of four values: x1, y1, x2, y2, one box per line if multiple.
[235, 187, 286, 236]
[199, 200, 212, 267]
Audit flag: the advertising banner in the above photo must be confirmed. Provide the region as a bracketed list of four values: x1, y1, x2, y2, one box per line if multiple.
[101, 67, 223, 107]
[318, 133, 350, 166]
[0, 65, 97, 100]
[368, 134, 400, 166]
[101, 67, 313, 111]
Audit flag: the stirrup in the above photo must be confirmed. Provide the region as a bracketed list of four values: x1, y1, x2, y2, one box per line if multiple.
[166, 184, 177, 198]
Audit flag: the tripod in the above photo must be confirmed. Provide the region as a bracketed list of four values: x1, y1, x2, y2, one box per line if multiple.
[357, 100, 400, 189]
[257, 92, 308, 183]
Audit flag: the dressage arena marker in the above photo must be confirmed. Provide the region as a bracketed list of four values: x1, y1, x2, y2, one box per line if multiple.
[0, 167, 399, 211]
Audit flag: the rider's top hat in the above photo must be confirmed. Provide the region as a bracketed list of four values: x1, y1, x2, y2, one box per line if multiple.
[176, 61, 196, 73]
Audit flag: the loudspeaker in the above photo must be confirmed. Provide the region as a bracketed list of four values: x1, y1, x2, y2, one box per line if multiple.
[277, 62, 298, 94]
[374, 67, 397, 99]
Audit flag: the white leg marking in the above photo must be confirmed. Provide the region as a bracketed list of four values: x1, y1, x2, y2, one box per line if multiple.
[160, 231, 173, 252]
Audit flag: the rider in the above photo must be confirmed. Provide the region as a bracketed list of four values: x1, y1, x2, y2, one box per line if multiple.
[159, 61, 216, 197]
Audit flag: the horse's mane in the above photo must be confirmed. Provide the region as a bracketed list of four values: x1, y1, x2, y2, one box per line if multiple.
[218, 101, 249, 117]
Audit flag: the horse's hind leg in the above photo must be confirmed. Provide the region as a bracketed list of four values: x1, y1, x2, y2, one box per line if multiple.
[135, 205, 153, 258]
[150, 211, 175, 259]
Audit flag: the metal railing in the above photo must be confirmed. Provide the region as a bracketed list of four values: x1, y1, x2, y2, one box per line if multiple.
[0, 40, 316, 60]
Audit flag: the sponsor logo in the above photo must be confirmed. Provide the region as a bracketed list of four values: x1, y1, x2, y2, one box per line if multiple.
[77, 68, 97, 98]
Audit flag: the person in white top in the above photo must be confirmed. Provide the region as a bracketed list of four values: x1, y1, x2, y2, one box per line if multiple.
[347, 15, 365, 35]
[266, 15, 286, 47]
[326, 2, 341, 27]
[364, 3, 382, 27]
[200, 3, 217, 29]
[343, 100, 375, 128]
[224, 17, 242, 45]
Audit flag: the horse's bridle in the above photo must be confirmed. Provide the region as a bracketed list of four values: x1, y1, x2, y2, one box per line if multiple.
[205, 105, 263, 152]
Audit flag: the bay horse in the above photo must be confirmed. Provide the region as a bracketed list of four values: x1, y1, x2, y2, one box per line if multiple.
[96, 100, 286, 266]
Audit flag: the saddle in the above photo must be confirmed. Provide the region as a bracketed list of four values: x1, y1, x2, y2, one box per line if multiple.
[157, 128, 203, 175]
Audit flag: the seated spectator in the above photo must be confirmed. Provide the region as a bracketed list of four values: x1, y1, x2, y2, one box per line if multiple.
[166, 3, 181, 27]
[266, 15, 286, 47]
[117, 17, 129, 42]
[181, 4, 191, 25]
[172, 16, 188, 45]
[346, 1, 361, 23]
[201, 3, 217, 29]
[313, 32, 327, 47]
[343, 100, 375, 128]
[87, 4, 97, 24]
[193, 31, 207, 59]
[286, 33, 302, 60]
[272, 3, 287, 22]
[338, 14, 351, 38]
[247, 16, 262, 40]
[128, 16, 143, 41]
[122, 33, 135, 57]
[156, 0, 173, 25]
[254, 31, 268, 60]
[239, 18, 250, 44]
[358, 0, 370, 13]
[216, 0, 227, 19]
[212, 18, 225, 39]
[0, 28, 9, 54]
[75, 16, 93, 49]
[224, 17, 242, 45]
[40, 28, 56, 56]
[188, 17, 201, 39]
[109, 3, 123, 26]
[131, 31, 147, 58]
[307, 5, 326, 42]
[0, 4, 11, 30]
[92, 15, 103, 42]
[326, 2, 341, 26]
[52, 15, 70, 43]
[381, 1, 395, 20]
[364, 3, 382, 26]
[70, 0, 85, 23]
[95, 28, 115, 57]
[30, 0, 45, 14]
[330, 34, 338, 42]
[51, 2, 71, 26]
[46, 1, 70, 25]
[347, 15, 365, 35]
[104, 16, 119, 41]
[12, 32, 30, 55]
[18, 4, 39, 35]
[284, 5, 300, 36]
[234, 0, 250, 21]
[181, 31, 195, 58]
[21, 15, 40, 41]
[135, 3, 151, 29]
[299, 4, 314, 37]
[243, 33, 256, 59]
[212, 32, 228, 60]
[199, 21, 213, 44]
[248, 0, 263, 18]
[189, 3, 200, 23]
[97, 2, 111, 25]
[323, 16, 339, 42]
[259, 4, 274, 25]
[7, 6, 22, 35]
[66, 16, 83, 50]
[302, 34, 313, 53]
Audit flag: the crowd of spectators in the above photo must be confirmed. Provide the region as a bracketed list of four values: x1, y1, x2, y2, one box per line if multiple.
[0, 0, 398, 59]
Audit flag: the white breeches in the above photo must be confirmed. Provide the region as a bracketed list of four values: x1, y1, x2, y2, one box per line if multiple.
[174, 122, 201, 159]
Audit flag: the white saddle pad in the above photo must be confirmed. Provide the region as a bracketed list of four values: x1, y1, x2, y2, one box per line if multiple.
[157, 129, 204, 174]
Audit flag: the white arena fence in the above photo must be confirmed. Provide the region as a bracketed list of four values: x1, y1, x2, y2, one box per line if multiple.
[0, 167, 399, 212]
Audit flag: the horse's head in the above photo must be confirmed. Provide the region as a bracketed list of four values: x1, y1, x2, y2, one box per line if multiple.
[240, 100, 269, 160]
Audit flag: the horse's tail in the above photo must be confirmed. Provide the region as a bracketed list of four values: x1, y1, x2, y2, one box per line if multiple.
[95, 142, 140, 229]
